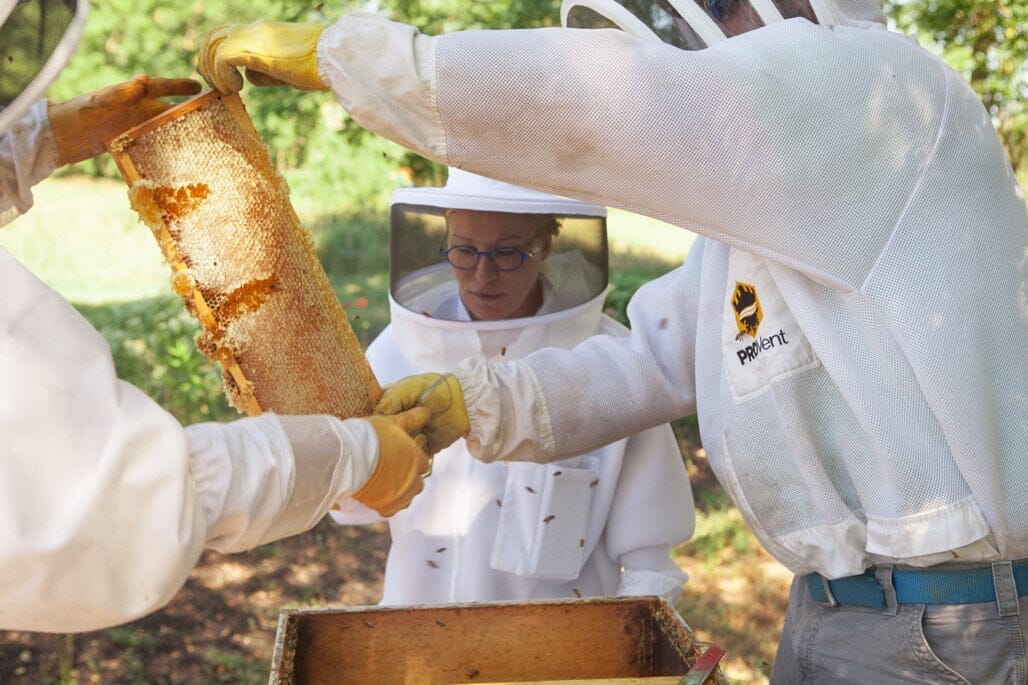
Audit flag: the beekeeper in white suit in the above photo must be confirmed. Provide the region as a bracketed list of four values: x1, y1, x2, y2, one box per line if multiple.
[332, 168, 694, 604]
[0, 0, 430, 633]
[198, 0, 1028, 680]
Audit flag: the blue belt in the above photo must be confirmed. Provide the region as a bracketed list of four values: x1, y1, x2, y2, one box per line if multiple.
[805, 561, 1028, 609]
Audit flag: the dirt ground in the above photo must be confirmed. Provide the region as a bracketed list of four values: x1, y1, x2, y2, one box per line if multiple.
[674, 452, 793, 684]
[0, 428, 790, 685]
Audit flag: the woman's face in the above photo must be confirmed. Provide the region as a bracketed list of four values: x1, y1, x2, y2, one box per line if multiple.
[445, 210, 549, 321]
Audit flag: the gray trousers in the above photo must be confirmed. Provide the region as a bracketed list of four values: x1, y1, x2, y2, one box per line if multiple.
[771, 565, 1027, 684]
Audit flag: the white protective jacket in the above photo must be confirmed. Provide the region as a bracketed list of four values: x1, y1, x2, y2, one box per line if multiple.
[318, 13, 1028, 578]
[0, 101, 380, 632]
[332, 256, 693, 603]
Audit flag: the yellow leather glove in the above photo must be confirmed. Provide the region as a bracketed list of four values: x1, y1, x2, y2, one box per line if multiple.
[374, 373, 470, 455]
[354, 407, 432, 517]
[196, 21, 327, 93]
[48, 75, 202, 166]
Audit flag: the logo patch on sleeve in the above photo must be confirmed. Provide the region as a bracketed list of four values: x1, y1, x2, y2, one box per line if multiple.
[723, 250, 819, 401]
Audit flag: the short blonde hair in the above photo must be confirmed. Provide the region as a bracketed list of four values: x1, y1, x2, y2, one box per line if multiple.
[443, 210, 561, 243]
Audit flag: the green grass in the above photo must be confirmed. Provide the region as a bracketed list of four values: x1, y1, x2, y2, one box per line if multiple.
[201, 647, 270, 684]
[0, 177, 395, 424]
[0, 177, 171, 304]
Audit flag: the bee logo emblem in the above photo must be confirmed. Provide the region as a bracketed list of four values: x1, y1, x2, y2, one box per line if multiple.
[732, 282, 762, 341]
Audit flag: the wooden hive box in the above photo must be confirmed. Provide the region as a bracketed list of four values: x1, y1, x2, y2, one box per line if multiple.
[269, 597, 727, 684]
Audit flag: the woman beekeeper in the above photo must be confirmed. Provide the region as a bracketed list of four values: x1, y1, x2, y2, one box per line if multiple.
[332, 169, 694, 603]
[0, 0, 429, 633]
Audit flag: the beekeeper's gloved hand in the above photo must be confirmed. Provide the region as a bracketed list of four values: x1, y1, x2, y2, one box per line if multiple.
[374, 373, 470, 455]
[355, 408, 433, 516]
[48, 75, 202, 166]
[188, 409, 431, 554]
[196, 22, 327, 93]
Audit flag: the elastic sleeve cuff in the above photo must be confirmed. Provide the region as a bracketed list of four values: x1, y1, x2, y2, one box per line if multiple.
[318, 13, 448, 160]
[453, 357, 489, 447]
[183, 421, 234, 531]
[454, 357, 557, 463]
[617, 547, 688, 601]
[618, 569, 687, 603]
[328, 416, 378, 497]
[184, 414, 292, 553]
[0, 100, 61, 221]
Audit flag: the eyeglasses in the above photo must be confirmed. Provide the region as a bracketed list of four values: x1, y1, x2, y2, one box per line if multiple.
[439, 244, 539, 272]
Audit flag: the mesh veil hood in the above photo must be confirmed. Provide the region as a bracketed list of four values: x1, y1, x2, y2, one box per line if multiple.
[0, 0, 88, 134]
[387, 169, 611, 372]
[560, 0, 885, 51]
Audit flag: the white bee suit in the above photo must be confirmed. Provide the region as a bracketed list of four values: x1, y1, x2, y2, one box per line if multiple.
[332, 170, 693, 603]
[0, 104, 382, 632]
[334, 269, 693, 603]
[316, 11, 1028, 579]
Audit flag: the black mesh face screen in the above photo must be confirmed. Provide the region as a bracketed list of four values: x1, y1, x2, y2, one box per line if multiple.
[0, 0, 77, 107]
[686, 0, 766, 40]
[564, 0, 707, 50]
[564, 0, 819, 51]
[390, 202, 608, 319]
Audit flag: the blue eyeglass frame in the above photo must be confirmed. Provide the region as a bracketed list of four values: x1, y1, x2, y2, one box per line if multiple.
[439, 244, 539, 272]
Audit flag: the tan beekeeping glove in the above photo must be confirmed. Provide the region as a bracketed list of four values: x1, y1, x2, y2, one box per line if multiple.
[196, 21, 327, 93]
[355, 407, 433, 517]
[374, 373, 470, 455]
[48, 75, 201, 166]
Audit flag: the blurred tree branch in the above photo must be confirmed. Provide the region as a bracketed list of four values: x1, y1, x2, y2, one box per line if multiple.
[886, 0, 1026, 171]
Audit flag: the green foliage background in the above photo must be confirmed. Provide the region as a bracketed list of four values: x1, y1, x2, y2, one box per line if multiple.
[50, 0, 569, 190]
[51, 0, 1026, 190]
[886, 0, 1027, 171]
